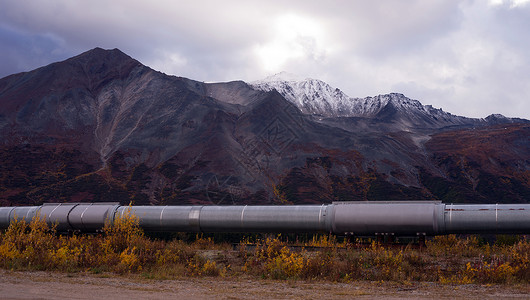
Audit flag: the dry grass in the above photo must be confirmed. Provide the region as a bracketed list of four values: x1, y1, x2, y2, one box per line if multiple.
[0, 215, 529, 284]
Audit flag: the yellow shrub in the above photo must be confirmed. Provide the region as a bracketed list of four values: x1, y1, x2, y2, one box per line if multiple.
[427, 235, 486, 257]
[118, 246, 141, 272]
[266, 246, 305, 279]
[49, 245, 81, 270]
[102, 207, 144, 254]
[187, 256, 221, 277]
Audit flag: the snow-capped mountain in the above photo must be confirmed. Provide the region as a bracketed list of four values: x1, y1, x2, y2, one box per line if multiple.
[251, 72, 352, 117]
[349, 93, 478, 128]
[250, 72, 504, 128]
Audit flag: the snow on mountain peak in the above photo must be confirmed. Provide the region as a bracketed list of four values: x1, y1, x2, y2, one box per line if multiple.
[251, 72, 352, 117]
[249, 74, 478, 128]
[258, 71, 308, 83]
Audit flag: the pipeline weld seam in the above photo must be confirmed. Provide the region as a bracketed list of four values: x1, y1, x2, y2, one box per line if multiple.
[80, 203, 91, 230]
[240, 205, 247, 229]
[160, 205, 168, 227]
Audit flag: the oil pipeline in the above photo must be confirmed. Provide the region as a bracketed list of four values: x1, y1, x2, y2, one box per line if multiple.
[1, 201, 529, 237]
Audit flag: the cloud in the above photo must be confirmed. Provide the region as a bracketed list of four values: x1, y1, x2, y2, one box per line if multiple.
[489, 0, 530, 8]
[0, 24, 74, 75]
[0, 0, 529, 118]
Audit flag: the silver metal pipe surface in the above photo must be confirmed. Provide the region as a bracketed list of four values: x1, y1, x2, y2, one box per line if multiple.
[0, 202, 529, 236]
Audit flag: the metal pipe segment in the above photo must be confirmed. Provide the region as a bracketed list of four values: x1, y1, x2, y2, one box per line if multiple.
[0, 201, 529, 236]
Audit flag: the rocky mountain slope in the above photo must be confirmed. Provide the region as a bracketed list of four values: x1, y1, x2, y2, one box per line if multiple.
[0, 48, 528, 206]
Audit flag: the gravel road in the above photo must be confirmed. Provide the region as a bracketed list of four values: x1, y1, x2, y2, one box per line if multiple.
[1, 270, 529, 299]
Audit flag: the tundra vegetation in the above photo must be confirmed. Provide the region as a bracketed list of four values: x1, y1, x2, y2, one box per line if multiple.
[0, 212, 529, 284]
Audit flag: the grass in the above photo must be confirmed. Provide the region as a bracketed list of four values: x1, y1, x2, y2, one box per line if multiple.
[0, 213, 529, 284]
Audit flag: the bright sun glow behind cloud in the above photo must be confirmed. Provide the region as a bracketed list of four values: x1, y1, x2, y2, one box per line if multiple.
[489, 0, 530, 7]
[254, 14, 329, 72]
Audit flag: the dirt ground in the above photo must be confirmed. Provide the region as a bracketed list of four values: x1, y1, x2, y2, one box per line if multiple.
[0, 270, 529, 299]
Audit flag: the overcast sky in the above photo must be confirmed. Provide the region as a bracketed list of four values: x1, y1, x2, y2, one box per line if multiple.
[1, 0, 529, 119]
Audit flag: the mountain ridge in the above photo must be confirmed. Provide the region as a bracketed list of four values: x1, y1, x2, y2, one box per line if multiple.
[250, 72, 526, 130]
[0, 48, 528, 206]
